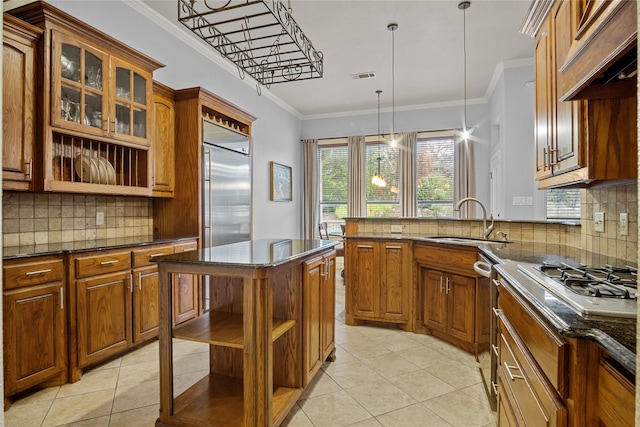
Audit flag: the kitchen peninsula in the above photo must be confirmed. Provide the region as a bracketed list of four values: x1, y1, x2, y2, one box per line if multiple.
[153, 238, 337, 427]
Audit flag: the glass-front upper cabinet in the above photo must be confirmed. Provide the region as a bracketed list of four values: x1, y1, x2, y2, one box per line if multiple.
[52, 31, 108, 137]
[51, 31, 151, 146]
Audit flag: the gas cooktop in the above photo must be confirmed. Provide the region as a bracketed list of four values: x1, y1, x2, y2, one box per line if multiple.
[517, 262, 637, 319]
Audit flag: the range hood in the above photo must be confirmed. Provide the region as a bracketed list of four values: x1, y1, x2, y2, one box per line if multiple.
[557, 0, 637, 101]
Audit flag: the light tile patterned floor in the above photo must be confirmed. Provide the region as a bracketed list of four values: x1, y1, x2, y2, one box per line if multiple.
[4, 260, 496, 426]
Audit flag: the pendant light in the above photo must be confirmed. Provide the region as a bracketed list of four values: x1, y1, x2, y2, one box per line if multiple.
[388, 23, 398, 147]
[459, 1, 471, 140]
[371, 90, 387, 188]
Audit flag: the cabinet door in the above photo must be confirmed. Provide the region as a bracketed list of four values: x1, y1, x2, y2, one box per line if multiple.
[133, 265, 160, 343]
[422, 268, 447, 332]
[350, 242, 377, 318]
[76, 271, 131, 368]
[321, 254, 336, 361]
[173, 272, 198, 326]
[3, 283, 66, 395]
[379, 243, 410, 321]
[534, 17, 553, 180]
[3, 22, 37, 190]
[111, 57, 152, 146]
[52, 30, 109, 137]
[151, 86, 175, 197]
[552, 0, 580, 174]
[303, 256, 323, 384]
[446, 273, 475, 344]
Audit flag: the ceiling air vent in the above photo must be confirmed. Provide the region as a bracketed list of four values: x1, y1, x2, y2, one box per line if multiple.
[352, 72, 376, 80]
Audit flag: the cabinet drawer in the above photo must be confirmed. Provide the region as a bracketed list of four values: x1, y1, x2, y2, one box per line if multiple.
[4, 257, 65, 290]
[174, 241, 197, 253]
[498, 313, 566, 426]
[498, 278, 568, 395]
[74, 251, 131, 278]
[132, 245, 173, 268]
[414, 244, 477, 275]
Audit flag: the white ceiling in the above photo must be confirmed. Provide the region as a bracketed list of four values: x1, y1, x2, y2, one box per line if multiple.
[144, 0, 535, 118]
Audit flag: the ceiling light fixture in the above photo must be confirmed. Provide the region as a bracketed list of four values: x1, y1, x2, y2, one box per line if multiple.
[388, 23, 398, 148]
[178, 0, 323, 94]
[372, 89, 387, 188]
[458, 1, 471, 140]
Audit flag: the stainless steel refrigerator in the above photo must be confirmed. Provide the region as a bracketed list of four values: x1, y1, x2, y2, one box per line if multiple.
[202, 119, 251, 248]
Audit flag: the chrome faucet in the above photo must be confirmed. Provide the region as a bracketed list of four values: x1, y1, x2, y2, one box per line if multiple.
[454, 197, 495, 239]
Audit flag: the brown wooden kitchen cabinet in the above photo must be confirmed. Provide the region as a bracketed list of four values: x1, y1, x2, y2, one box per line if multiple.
[3, 255, 67, 407]
[172, 240, 200, 325]
[132, 244, 174, 342]
[524, 0, 637, 189]
[303, 251, 336, 385]
[414, 242, 489, 357]
[151, 81, 176, 198]
[346, 239, 412, 329]
[2, 15, 41, 191]
[68, 248, 133, 381]
[596, 355, 635, 427]
[9, 1, 164, 196]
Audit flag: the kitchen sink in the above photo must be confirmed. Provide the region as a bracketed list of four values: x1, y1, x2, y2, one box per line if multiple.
[422, 236, 510, 245]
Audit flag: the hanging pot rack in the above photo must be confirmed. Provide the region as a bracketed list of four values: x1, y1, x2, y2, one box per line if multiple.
[178, 0, 324, 92]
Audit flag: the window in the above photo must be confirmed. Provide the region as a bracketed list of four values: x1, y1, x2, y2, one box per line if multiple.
[416, 134, 455, 218]
[546, 189, 581, 220]
[366, 141, 399, 217]
[318, 142, 348, 233]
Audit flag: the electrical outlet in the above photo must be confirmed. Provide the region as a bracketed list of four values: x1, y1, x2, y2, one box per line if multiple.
[390, 225, 403, 233]
[620, 212, 628, 236]
[594, 212, 605, 233]
[96, 212, 105, 226]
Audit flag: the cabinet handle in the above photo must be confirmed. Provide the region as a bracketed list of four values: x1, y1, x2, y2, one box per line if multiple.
[543, 146, 548, 168]
[503, 362, 524, 381]
[100, 259, 119, 265]
[60, 287, 64, 309]
[26, 268, 52, 276]
[550, 148, 559, 166]
[26, 159, 32, 179]
[445, 277, 450, 294]
[439, 276, 443, 293]
[130, 274, 133, 293]
[491, 344, 499, 357]
[492, 279, 501, 288]
[492, 307, 502, 317]
[492, 381, 498, 396]
[138, 272, 142, 290]
[150, 253, 167, 258]
[385, 245, 402, 249]
[356, 245, 373, 249]
[112, 119, 118, 134]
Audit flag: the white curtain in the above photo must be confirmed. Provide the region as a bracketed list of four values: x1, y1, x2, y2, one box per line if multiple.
[303, 138, 318, 239]
[347, 135, 366, 217]
[399, 132, 417, 217]
[454, 137, 476, 218]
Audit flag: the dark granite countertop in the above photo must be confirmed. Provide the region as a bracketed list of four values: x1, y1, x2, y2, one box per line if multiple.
[484, 245, 636, 374]
[3, 235, 199, 260]
[152, 238, 338, 268]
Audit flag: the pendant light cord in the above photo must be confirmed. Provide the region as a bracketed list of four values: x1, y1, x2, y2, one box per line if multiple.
[392, 26, 395, 137]
[463, 5, 467, 131]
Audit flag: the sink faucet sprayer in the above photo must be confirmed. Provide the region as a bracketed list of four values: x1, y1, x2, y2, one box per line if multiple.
[454, 197, 494, 239]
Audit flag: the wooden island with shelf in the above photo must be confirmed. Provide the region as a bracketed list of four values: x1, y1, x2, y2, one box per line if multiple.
[153, 239, 337, 427]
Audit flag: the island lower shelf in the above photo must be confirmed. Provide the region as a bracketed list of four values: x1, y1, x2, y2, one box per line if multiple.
[171, 373, 301, 427]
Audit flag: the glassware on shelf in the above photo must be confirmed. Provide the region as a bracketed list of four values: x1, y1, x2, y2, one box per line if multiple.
[85, 65, 102, 90]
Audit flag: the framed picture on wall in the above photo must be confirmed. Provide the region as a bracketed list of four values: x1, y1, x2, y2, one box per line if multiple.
[270, 161, 292, 201]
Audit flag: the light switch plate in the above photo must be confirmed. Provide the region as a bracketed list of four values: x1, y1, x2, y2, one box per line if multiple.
[620, 213, 628, 236]
[96, 212, 105, 226]
[390, 225, 403, 233]
[594, 212, 605, 233]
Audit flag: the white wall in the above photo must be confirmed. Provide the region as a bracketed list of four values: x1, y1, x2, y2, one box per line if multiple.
[48, 0, 305, 240]
[488, 62, 546, 220]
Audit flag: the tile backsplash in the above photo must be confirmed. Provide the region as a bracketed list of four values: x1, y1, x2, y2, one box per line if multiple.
[3, 192, 153, 247]
[349, 184, 637, 262]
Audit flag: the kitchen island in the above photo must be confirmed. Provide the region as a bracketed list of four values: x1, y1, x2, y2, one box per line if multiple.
[153, 238, 337, 427]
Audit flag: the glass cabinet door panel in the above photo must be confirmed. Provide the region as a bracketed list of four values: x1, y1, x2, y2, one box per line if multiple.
[133, 109, 146, 138]
[133, 73, 146, 105]
[115, 103, 131, 136]
[61, 44, 80, 82]
[86, 93, 104, 129]
[60, 88, 81, 124]
[84, 52, 102, 90]
[115, 68, 131, 100]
